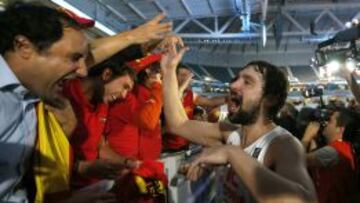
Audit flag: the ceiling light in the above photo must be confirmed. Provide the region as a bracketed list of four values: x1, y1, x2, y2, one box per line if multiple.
[326, 60, 340, 75]
[345, 58, 356, 72]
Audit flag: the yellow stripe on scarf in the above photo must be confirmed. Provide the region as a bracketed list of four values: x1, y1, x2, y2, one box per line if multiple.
[34, 102, 70, 203]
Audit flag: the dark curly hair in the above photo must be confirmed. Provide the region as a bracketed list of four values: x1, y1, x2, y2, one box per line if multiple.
[0, 2, 82, 54]
[243, 61, 289, 120]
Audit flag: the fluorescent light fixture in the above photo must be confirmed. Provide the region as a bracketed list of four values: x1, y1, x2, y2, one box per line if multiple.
[204, 76, 212, 81]
[326, 60, 340, 75]
[319, 67, 326, 78]
[50, 0, 116, 36]
[345, 58, 356, 72]
[345, 21, 352, 28]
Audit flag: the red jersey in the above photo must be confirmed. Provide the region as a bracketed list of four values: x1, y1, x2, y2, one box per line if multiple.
[312, 140, 357, 203]
[105, 93, 140, 158]
[106, 82, 164, 203]
[136, 84, 163, 160]
[163, 89, 194, 151]
[106, 82, 163, 160]
[63, 79, 108, 188]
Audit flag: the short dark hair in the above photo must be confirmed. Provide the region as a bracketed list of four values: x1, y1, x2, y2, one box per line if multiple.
[0, 2, 82, 54]
[335, 108, 356, 128]
[243, 60, 289, 120]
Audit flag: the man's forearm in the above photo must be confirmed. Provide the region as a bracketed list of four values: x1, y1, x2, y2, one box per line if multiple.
[87, 31, 136, 67]
[163, 70, 189, 129]
[301, 138, 312, 152]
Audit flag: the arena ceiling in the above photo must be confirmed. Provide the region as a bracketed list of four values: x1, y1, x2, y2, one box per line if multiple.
[16, 0, 360, 82]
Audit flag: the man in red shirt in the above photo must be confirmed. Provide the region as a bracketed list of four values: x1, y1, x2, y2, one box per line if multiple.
[302, 108, 358, 203]
[105, 54, 165, 202]
[63, 53, 138, 189]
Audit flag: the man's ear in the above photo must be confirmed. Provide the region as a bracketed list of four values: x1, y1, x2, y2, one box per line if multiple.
[101, 68, 113, 82]
[13, 35, 36, 59]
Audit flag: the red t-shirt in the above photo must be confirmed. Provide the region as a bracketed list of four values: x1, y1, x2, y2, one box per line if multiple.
[105, 83, 164, 202]
[105, 92, 140, 158]
[312, 140, 357, 203]
[106, 82, 163, 160]
[163, 89, 194, 151]
[63, 79, 108, 188]
[136, 84, 162, 160]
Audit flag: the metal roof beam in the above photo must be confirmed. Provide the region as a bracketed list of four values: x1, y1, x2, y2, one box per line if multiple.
[325, 10, 345, 29]
[218, 16, 237, 34]
[153, 0, 166, 13]
[183, 50, 314, 67]
[207, 0, 215, 14]
[227, 67, 235, 78]
[177, 30, 336, 39]
[180, 0, 193, 16]
[192, 19, 214, 33]
[281, 10, 306, 32]
[126, 1, 147, 20]
[98, 0, 128, 23]
[174, 19, 191, 33]
[268, 2, 360, 12]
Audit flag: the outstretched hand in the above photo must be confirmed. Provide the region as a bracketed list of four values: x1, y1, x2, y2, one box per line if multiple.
[160, 40, 188, 74]
[156, 35, 184, 52]
[131, 13, 172, 44]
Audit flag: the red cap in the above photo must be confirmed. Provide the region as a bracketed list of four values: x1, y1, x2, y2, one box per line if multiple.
[127, 53, 162, 73]
[58, 7, 95, 28]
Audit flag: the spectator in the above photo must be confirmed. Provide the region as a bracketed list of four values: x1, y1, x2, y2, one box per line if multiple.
[0, 2, 171, 202]
[302, 108, 358, 203]
[63, 54, 138, 189]
[105, 53, 165, 202]
[0, 3, 88, 202]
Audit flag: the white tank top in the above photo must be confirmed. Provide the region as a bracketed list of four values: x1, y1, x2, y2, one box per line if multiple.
[219, 126, 292, 203]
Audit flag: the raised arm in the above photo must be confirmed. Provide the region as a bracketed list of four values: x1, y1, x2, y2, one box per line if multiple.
[87, 14, 172, 67]
[161, 43, 227, 146]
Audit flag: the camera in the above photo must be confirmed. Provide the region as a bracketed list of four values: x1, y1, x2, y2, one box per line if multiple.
[314, 25, 360, 67]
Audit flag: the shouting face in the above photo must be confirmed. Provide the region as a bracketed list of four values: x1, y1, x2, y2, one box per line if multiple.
[228, 66, 265, 125]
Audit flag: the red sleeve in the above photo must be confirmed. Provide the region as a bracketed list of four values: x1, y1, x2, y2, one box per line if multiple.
[133, 82, 163, 130]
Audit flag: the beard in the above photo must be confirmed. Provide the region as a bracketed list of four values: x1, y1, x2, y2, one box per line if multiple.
[229, 100, 261, 125]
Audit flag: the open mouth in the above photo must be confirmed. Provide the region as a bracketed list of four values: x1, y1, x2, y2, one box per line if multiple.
[229, 94, 242, 112]
[54, 79, 67, 93]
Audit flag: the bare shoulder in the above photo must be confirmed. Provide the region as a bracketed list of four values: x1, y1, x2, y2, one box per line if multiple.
[265, 134, 305, 167]
[265, 133, 317, 202]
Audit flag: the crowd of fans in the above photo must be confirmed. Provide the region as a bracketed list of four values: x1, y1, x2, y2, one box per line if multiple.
[0, 2, 359, 203]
